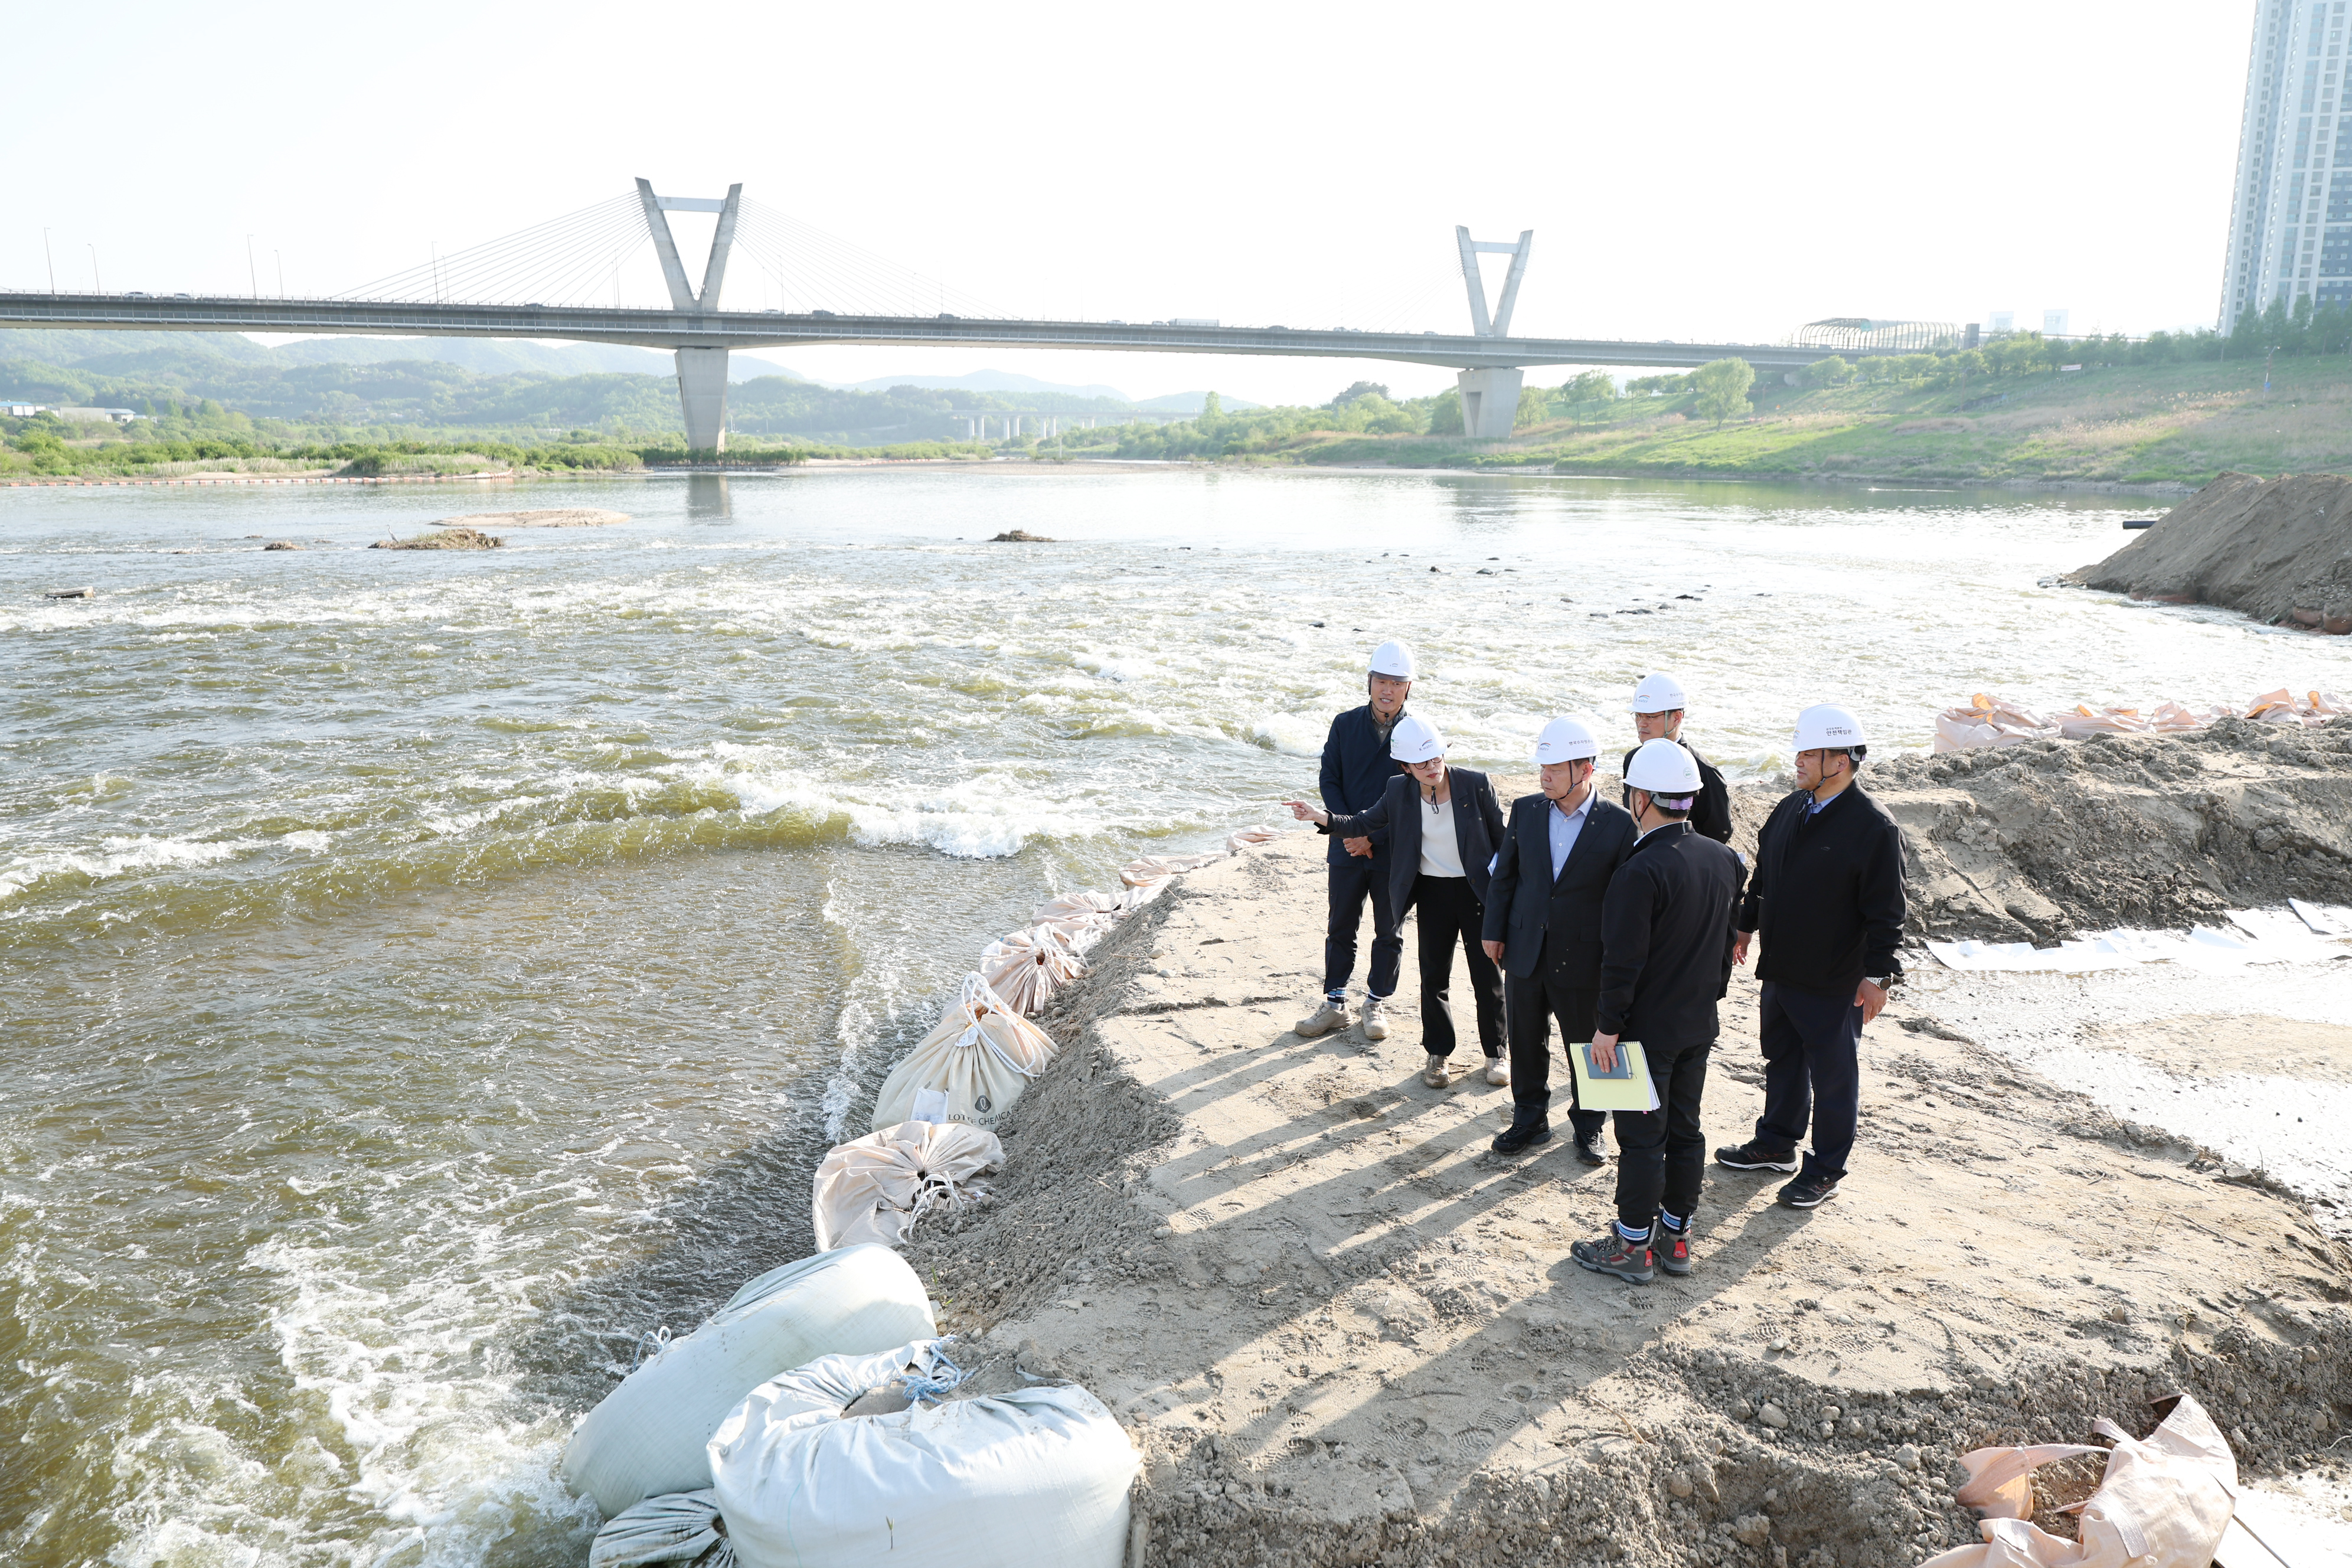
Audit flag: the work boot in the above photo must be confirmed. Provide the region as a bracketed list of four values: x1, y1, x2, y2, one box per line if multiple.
[1360, 998, 1391, 1041]
[1570, 1229, 1654, 1285]
[1482, 1057, 1510, 1087]
[1655, 1218, 1693, 1276]
[1421, 1054, 1455, 1089]
[1777, 1172, 1841, 1210]
[1714, 1139, 1800, 1173]
[1296, 998, 1350, 1038]
[1491, 1118, 1551, 1155]
[1573, 1128, 1609, 1167]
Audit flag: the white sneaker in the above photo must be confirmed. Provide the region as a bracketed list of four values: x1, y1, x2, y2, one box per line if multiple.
[1422, 1054, 1455, 1089]
[1484, 1057, 1510, 1086]
[1296, 999, 1350, 1038]
[1361, 998, 1391, 1041]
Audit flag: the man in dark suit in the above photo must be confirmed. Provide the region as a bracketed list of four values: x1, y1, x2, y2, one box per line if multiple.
[1286, 716, 1507, 1088]
[1619, 672, 1733, 845]
[1570, 739, 1746, 1286]
[1297, 639, 1416, 1044]
[1479, 716, 1639, 1162]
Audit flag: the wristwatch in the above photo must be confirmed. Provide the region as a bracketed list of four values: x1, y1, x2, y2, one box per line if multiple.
[1864, 975, 1891, 989]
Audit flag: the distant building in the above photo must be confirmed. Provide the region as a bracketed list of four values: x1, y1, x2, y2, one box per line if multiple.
[55, 407, 138, 424]
[1988, 312, 2014, 332]
[2, 401, 46, 417]
[2043, 309, 2072, 337]
[1786, 318, 1964, 354]
[2222, 0, 2350, 330]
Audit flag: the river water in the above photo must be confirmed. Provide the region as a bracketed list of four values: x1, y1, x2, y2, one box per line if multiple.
[7, 466, 2351, 1568]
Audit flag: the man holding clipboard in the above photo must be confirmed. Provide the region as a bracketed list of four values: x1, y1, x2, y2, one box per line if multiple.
[1569, 740, 1746, 1285]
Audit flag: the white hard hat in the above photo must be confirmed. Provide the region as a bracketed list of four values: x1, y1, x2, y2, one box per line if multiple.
[1388, 714, 1446, 764]
[1532, 716, 1600, 765]
[1792, 703, 1867, 753]
[1628, 673, 1688, 714]
[1625, 737, 1702, 795]
[1368, 639, 1417, 680]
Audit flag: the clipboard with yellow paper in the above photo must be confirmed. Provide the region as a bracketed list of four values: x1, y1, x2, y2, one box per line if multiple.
[1571, 1041, 1661, 1113]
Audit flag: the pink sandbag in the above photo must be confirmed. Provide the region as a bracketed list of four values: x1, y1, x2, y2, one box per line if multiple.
[2057, 705, 2152, 740]
[1919, 1394, 2237, 1568]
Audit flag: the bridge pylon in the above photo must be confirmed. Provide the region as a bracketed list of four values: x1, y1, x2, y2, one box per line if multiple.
[637, 178, 741, 453]
[1453, 226, 1532, 440]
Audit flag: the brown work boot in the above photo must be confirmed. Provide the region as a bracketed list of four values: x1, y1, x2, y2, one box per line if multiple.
[1295, 998, 1350, 1038]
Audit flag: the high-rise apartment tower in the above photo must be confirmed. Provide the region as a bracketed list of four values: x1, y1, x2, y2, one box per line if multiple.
[2223, 0, 2352, 331]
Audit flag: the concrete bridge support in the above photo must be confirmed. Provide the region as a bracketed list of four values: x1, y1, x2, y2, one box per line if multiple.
[677, 347, 729, 453]
[1455, 367, 1523, 440]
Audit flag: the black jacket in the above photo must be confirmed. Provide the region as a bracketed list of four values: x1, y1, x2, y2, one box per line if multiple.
[1738, 784, 1907, 997]
[1318, 704, 1405, 864]
[1324, 767, 1505, 917]
[1620, 740, 1733, 845]
[1595, 822, 1746, 1044]
[1480, 790, 1640, 986]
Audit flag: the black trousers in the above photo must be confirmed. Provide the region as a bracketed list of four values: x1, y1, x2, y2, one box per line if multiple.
[1413, 874, 1503, 1059]
[1754, 980, 1863, 1182]
[1322, 850, 1402, 1000]
[1613, 1036, 1712, 1232]
[1503, 971, 1605, 1140]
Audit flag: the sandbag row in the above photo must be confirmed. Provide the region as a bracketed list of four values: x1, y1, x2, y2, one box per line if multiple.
[1933, 687, 2350, 752]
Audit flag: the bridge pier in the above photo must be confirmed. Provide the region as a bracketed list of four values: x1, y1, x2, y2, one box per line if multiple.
[676, 348, 729, 454]
[1455, 367, 1523, 440]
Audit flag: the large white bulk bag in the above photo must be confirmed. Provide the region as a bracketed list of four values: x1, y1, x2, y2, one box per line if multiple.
[869, 975, 1056, 1133]
[812, 1121, 1002, 1252]
[710, 1381, 1139, 1568]
[979, 925, 1086, 1015]
[561, 1246, 936, 1518]
[589, 1489, 736, 1568]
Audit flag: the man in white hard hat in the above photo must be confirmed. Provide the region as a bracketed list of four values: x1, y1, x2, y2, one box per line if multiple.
[1620, 674, 1733, 845]
[1568, 739, 1745, 1285]
[1714, 704, 1907, 1211]
[1288, 716, 1508, 1087]
[1480, 715, 1639, 1160]
[1295, 640, 1416, 1042]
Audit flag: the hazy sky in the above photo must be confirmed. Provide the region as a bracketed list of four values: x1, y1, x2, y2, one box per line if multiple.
[10, 1, 2251, 406]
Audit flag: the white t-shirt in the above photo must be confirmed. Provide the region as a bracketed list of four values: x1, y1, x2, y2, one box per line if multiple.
[1417, 790, 1465, 878]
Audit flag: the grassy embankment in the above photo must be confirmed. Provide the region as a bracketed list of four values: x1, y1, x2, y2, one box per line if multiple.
[1050, 354, 2352, 488]
[0, 432, 997, 481]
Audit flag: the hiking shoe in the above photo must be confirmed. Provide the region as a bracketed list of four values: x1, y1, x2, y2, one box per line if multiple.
[1570, 1230, 1654, 1285]
[1573, 1129, 1609, 1167]
[1714, 1140, 1800, 1173]
[1778, 1172, 1840, 1209]
[1296, 999, 1350, 1038]
[1422, 1054, 1455, 1089]
[1483, 1057, 1510, 1086]
[1656, 1222, 1693, 1276]
[1491, 1118, 1551, 1155]
[1361, 998, 1391, 1041]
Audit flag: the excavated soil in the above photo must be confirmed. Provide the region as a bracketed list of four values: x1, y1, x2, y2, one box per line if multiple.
[2067, 471, 2352, 631]
[1751, 718, 2352, 945]
[893, 837, 2352, 1568]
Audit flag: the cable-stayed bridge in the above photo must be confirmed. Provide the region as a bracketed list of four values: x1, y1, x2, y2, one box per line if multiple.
[1, 181, 1844, 448]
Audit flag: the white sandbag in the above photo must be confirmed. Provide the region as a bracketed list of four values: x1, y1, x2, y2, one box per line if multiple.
[1226, 824, 1280, 851]
[710, 1382, 1139, 1568]
[734, 1337, 966, 1420]
[1119, 851, 1223, 887]
[870, 974, 1056, 1133]
[812, 1121, 1002, 1252]
[1033, 888, 1123, 925]
[979, 925, 1086, 1015]
[561, 1246, 936, 1518]
[589, 1490, 737, 1568]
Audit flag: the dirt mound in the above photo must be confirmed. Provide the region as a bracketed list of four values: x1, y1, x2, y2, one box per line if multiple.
[435, 508, 628, 528]
[1765, 717, 2352, 944]
[2068, 471, 2352, 631]
[991, 529, 1054, 542]
[371, 527, 502, 551]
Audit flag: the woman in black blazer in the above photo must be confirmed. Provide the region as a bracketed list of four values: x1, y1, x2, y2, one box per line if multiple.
[1288, 716, 1508, 1088]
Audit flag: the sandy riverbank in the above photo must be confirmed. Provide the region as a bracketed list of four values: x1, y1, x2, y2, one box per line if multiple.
[890, 828, 2351, 1568]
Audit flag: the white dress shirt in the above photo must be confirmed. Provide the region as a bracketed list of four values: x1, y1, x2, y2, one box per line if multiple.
[1547, 788, 1595, 879]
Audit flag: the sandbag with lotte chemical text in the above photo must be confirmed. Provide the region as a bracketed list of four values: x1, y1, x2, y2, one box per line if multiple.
[560, 1245, 936, 1518]
[869, 974, 1056, 1133]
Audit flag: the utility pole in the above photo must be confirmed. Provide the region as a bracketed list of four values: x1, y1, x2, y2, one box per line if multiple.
[275, 250, 285, 298]
[43, 228, 55, 293]
[248, 236, 259, 299]
[2265, 344, 2276, 394]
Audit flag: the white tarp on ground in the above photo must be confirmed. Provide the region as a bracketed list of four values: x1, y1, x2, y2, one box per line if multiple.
[812, 1121, 1002, 1252]
[709, 1380, 1139, 1568]
[1927, 904, 2352, 973]
[561, 1246, 937, 1518]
